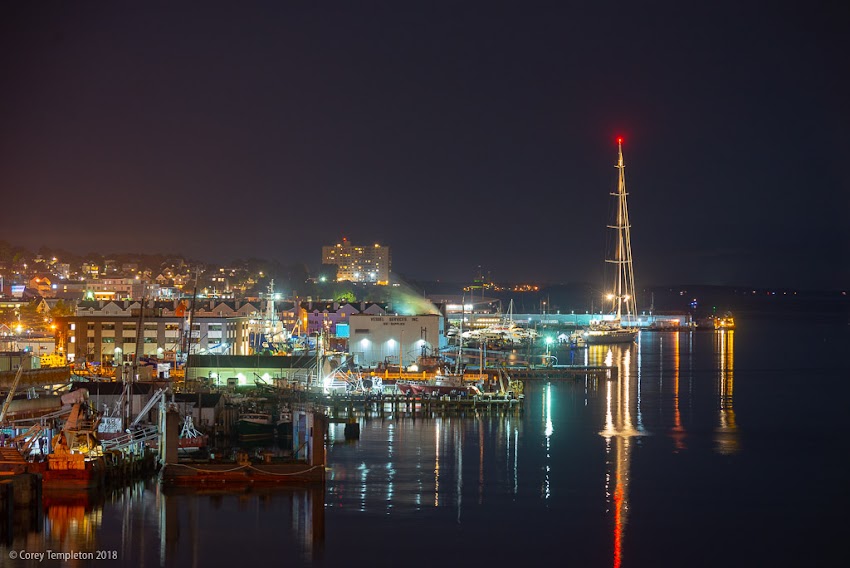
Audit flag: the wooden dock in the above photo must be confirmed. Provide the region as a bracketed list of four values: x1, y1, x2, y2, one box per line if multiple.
[0, 446, 29, 475]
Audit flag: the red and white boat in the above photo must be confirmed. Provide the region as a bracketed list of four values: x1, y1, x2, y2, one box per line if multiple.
[396, 374, 481, 397]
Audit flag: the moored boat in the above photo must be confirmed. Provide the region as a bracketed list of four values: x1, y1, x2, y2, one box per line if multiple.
[236, 412, 276, 442]
[42, 399, 113, 488]
[276, 405, 293, 439]
[396, 374, 481, 397]
[583, 324, 639, 345]
[581, 137, 640, 345]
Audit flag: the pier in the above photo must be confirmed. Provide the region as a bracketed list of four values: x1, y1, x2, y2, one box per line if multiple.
[159, 408, 328, 485]
[505, 365, 615, 381]
[0, 472, 41, 543]
[325, 392, 523, 420]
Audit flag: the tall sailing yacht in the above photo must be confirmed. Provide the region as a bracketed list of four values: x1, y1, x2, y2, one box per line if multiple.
[583, 137, 640, 345]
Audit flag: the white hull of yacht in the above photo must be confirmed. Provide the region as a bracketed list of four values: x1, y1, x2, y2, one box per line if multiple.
[583, 328, 639, 344]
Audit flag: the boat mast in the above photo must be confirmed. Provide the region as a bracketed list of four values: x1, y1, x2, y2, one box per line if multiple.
[185, 270, 199, 379]
[455, 293, 464, 375]
[606, 138, 637, 322]
[264, 279, 278, 352]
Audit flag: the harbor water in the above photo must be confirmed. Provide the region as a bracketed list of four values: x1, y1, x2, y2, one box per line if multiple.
[2, 317, 848, 567]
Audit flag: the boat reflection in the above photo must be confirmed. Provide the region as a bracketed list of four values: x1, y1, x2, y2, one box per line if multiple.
[3, 480, 325, 567]
[42, 488, 105, 555]
[714, 329, 738, 454]
[595, 342, 643, 568]
[670, 331, 687, 451]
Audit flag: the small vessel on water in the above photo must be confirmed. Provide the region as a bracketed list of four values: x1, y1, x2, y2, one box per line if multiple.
[42, 400, 109, 488]
[462, 300, 537, 346]
[583, 137, 640, 345]
[236, 412, 276, 442]
[396, 374, 482, 397]
[696, 312, 736, 330]
[713, 313, 735, 329]
[276, 405, 293, 439]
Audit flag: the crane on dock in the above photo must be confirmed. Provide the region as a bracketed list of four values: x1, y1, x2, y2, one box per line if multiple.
[0, 365, 25, 424]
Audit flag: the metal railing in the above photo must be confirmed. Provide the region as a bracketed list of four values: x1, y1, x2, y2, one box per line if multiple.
[101, 425, 159, 452]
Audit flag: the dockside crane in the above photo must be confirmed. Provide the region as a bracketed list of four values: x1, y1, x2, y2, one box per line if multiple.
[0, 365, 25, 424]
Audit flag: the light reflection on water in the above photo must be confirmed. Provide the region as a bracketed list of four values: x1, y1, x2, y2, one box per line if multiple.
[3, 322, 848, 567]
[3, 480, 324, 568]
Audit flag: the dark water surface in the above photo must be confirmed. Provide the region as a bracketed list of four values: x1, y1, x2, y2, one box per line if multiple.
[3, 318, 848, 567]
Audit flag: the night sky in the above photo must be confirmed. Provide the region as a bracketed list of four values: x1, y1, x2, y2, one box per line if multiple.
[1, 1, 847, 289]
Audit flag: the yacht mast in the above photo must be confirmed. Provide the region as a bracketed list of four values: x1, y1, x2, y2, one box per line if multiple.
[606, 138, 636, 321]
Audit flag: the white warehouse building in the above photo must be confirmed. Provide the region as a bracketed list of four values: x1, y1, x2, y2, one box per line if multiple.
[348, 314, 446, 368]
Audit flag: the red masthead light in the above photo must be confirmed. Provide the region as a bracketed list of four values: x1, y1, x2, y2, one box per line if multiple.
[617, 136, 623, 144]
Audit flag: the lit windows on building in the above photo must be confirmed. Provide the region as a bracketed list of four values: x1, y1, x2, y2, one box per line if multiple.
[322, 238, 391, 284]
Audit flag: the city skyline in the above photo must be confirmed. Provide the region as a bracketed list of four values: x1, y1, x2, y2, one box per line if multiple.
[1, 2, 847, 290]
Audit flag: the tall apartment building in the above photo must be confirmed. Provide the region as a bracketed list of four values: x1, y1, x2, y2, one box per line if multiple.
[322, 238, 391, 284]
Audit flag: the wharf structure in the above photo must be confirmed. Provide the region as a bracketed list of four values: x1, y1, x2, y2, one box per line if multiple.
[0, 358, 70, 392]
[159, 407, 327, 485]
[184, 354, 319, 388]
[452, 312, 691, 330]
[348, 313, 446, 369]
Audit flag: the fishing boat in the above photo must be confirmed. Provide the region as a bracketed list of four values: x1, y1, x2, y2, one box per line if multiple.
[236, 412, 276, 442]
[41, 399, 112, 488]
[583, 137, 640, 345]
[396, 374, 482, 397]
[276, 405, 293, 439]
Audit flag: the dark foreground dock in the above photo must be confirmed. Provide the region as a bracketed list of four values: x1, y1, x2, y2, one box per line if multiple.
[161, 459, 325, 485]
